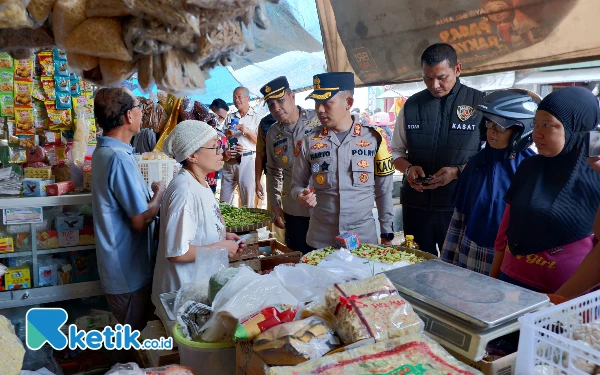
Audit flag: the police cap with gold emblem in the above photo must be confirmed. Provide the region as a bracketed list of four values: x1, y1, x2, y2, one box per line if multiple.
[260, 76, 290, 101]
[306, 72, 354, 102]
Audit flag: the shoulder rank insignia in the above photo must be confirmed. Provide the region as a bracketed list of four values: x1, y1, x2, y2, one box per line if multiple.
[353, 124, 362, 136]
[322, 127, 329, 136]
[311, 134, 324, 141]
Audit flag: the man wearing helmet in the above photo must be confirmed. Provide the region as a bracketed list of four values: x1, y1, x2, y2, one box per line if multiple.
[441, 89, 539, 275]
[392, 43, 485, 255]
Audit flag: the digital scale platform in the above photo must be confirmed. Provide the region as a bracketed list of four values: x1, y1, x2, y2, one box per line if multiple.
[385, 260, 549, 361]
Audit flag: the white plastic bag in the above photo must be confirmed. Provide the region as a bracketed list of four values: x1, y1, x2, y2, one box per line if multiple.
[271, 263, 344, 304]
[173, 247, 228, 319]
[200, 267, 299, 342]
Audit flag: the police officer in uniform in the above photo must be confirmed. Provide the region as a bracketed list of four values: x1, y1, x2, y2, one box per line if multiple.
[292, 72, 395, 249]
[261, 76, 319, 253]
[392, 43, 485, 255]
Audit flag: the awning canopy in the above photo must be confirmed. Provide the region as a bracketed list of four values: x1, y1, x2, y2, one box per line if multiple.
[315, 0, 600, 86]
[515, 67, 600, 85]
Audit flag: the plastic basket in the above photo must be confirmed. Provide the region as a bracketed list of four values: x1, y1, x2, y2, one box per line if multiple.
[515, 290, 600, 375]
[136, 159, 176, 191]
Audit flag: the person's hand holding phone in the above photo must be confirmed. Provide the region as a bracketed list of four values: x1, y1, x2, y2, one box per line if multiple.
[406, 165, 426, 192]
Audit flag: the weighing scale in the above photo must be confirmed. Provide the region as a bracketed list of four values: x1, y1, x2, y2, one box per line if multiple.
[385, 260, 549, 361]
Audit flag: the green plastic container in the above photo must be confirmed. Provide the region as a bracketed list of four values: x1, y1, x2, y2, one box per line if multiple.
[172, 324, 235, 375]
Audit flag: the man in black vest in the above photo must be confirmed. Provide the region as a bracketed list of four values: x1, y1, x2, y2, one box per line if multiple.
[392, 43, 484, 255]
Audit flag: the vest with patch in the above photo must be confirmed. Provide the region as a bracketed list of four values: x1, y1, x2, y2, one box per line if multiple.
[402, 80, 485, 210]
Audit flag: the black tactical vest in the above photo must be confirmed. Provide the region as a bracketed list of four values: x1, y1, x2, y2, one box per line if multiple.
[402, 79, 485, 211]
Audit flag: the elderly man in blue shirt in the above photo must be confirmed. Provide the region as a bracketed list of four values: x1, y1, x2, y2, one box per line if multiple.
[92, 87, 166, 332]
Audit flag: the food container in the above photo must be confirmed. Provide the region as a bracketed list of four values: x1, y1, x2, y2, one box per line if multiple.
[46, 181, 75, 196]
[172, 324, 235, 375]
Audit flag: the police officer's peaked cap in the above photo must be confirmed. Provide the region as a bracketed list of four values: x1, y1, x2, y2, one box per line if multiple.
[260, 76, 290, 101]
[306, 72, 355, 102]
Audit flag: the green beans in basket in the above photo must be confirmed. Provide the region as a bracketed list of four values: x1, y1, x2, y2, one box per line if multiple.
[219, 203, 272, 228]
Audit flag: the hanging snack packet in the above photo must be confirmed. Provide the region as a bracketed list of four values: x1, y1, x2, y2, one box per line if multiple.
[56, 92, 72, 110]
[14, 81, 33, 109]
[54, 59, 69, 77]
[33, 102, 48, 130]
[32, 78, 45, 101]
[18, 135, 36, 149]
[9, 147, 26, 164]
[14, 57, 33, 82]
[54, 76, 70, 92]
[41, 77, 56, 101]
[69, 73, 81, 97]
[37, 51, 54, 76]
[0, 93, 14, 117]
[53, 48, 67, 61]
[46, 102, 71, 131]
[15, 108, 34, 135]
[0, 53, 13, 69]
[80, 80, 92, 93]
[6, 119, 18, 145]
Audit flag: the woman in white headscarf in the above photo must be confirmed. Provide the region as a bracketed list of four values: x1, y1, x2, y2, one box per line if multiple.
[151, 120, 244, 311]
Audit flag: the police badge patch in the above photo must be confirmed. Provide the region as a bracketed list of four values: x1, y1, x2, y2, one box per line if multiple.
[457, 105, 474, 122]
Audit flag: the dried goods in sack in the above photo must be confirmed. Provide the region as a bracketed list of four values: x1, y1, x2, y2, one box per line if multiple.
[267, 334, 483, 375]
[85, 0, 133, 17]
[66, 52, 99, 73]
[0, 0, 34, 28]
[136, 54, 153, 92]
[124, 17, 195, 55]
[99, 58, 135, 87]
[0, 27, 54, 53]
[196, 19, 246, 67]
[66, 17, 132, 61]
[325, 274, 423, 344]
[26, 0, 56, 24]
[127, 0, 200, 34]
[184, 0, 259, 10]
[153, 49, 205, 95]
[52, 0, 87, 48]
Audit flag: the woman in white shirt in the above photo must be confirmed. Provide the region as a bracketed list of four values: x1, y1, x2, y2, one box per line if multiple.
[151, 120, 244, 312]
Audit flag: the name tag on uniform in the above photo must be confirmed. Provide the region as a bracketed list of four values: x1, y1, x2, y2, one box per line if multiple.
[451, 123, 476, 131]
[407, 124, 421, 130]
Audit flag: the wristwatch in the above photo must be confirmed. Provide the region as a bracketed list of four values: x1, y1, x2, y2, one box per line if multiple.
[456, 164, 464, 176]
[380, 233, 395, 241]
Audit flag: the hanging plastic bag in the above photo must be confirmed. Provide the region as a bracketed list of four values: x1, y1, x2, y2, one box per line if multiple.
[173, 246, 228, 318]
[71, 106, 90, 167]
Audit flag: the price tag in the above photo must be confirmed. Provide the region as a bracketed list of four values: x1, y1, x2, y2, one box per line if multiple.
[3, 207, 43, 225]
[59, 230, 79, 247]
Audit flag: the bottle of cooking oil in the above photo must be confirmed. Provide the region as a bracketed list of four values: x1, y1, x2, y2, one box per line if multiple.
[401, 235, 419, 250]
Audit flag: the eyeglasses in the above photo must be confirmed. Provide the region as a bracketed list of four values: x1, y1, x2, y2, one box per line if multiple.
[199, 145, 227, 155]
[485, 120, 507, 133]
[119, 103, 142, 117]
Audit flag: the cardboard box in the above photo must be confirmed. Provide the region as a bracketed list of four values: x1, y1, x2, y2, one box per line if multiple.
[230, 239, 302, 273]
[0, 237, 14, 253]
[23, 178, 53, 196]
[447, 349, 517, 375]
[56, 212, 84, 231]
[236, 341, 271, 375]
[5, 266, 31, 290]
